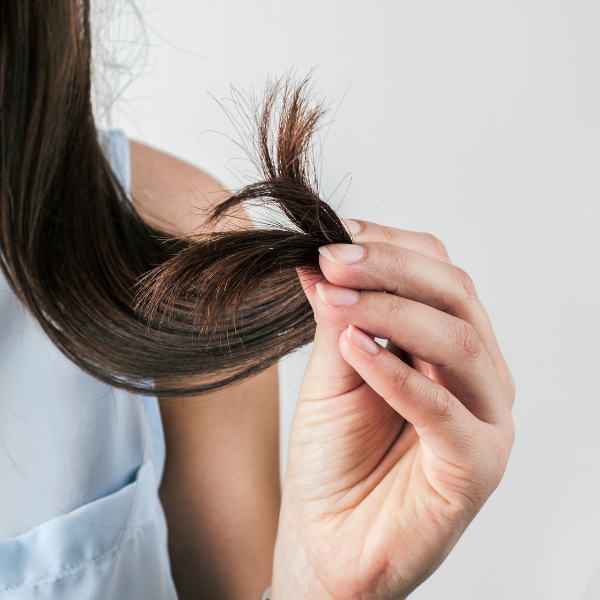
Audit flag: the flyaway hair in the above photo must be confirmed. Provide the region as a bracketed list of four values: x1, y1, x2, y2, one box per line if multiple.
[134, 76, 353, 383]
[0, 0, 351, 397]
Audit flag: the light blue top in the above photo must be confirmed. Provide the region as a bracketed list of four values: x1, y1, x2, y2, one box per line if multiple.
[0, 130, 177, 599]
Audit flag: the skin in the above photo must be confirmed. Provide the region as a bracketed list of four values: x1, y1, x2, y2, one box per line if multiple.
[130, 142, 515, 599]
[271, 221, 515, 599]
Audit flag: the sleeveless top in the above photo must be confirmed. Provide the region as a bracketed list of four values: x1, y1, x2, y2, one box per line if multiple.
[0, 130, 178, 599]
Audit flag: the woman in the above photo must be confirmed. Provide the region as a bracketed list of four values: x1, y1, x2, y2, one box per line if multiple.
[0, 0, 515, 599]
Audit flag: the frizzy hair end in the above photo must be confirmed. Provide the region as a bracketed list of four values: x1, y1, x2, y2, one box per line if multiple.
[133, 74, 353, 392]
[0, 0, 350, 397]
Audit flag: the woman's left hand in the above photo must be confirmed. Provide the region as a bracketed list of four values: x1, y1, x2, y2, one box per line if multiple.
[271, 219, 515, 599]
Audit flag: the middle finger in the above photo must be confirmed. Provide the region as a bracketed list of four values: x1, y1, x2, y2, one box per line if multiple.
[315, 283, 508, 424]
[318, 242, 501, 364]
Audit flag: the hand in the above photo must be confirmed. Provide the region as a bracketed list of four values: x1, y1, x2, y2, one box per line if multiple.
[271, 220, 515, 599]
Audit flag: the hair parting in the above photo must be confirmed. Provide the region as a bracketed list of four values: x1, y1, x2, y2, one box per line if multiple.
[1, 0, 351, 397]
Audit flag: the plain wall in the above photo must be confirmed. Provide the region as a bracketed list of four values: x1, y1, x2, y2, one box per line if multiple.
[97, 1, 600, 597]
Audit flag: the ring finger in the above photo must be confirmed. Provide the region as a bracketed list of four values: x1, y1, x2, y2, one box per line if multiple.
[318, 241, 505, 371]
[315, 283, 510, 424]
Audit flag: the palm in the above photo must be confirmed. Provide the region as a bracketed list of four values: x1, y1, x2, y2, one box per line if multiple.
[274, 226, 514, 600]
[284, 375, 471, 597]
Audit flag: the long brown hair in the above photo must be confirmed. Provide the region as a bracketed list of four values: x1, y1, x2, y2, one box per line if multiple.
[0, 0, 351, 397]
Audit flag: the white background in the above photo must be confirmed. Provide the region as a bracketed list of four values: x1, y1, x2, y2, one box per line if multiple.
[95, 1, 600, 597]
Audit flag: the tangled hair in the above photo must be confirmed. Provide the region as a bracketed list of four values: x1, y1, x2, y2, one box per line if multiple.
[0, 0, 351, 397]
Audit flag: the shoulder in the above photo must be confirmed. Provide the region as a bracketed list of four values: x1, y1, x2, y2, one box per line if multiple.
[128, 139, 231, 236]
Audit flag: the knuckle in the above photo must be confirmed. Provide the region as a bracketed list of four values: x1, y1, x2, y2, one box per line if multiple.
[380, 244, 410, 284]
[441, 423, 516, 518]
[390, 245, 410, 274]
[422, 232, 450, 262]
[385, 296, 403, 319]
[428, 386, 454, 422]
[490, 430, 514, 488]
[504, 418, 516, 453]
[384, 294, 412, 323]
[441, 497, 477, 524]
[381, 225, 397, 245]
[390, 363, 412, 393]
[504, 369, 517, 406]
[452, 320, 483, 360]
[452, 266, 478, 300]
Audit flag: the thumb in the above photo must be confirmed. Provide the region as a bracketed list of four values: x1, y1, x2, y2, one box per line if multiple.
[297, 269, 363, 400]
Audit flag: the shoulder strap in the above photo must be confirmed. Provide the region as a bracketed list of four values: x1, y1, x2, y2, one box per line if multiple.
[96, 129, 131, 197]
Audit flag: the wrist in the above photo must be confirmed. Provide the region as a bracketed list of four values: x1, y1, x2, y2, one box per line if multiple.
[270, 508, 330, 600]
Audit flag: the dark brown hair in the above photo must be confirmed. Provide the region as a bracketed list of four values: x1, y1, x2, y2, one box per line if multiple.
[0, 0, 351, 397]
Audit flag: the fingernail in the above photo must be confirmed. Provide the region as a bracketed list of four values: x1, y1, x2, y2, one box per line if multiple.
[318, 244, 365, 265]
[341, 219, 362, 235]
[316, 282, 361, 307]
[347, 324, 380, 354]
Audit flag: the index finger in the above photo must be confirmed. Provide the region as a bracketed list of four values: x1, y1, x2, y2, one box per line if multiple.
[343, 219, 452, 264]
